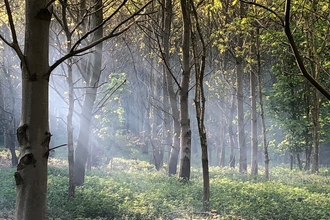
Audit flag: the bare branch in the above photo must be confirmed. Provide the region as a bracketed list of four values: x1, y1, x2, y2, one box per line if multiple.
[50, 144, 67, 151]
[44, 0, 56, 9]
[155, 34, 181, 90]
[48, 0, 153, 75]
[4, 0, 19, 46]
[70, 0, 128, 52]
[3, 0, 29, 75]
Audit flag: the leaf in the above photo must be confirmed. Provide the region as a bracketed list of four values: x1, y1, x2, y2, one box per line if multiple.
[232, 0, 239, 6]
[214, 0, 223, 9]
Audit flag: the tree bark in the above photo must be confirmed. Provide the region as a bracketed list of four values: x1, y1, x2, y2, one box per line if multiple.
[178, 0, 192, 180]
[74, 0, 103, 186]
[256, 34, 270, 179]
[150, 56, 163, 170]
[237, 1, 247, 174]
[165, 0, 181, 174]
[228, 92, 236, 168]
[191, 3, 209, 210]
[237, 61, 247, 173]
[250, 65, 258, 175]
[67, 45, 75, 199]
[15, 0, 52, 219]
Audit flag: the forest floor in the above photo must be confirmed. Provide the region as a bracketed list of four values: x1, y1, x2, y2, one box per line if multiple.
[1, 148, 330, 219]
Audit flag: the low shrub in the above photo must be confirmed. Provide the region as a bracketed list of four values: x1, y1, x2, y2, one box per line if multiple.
[1, 158, 330, 219]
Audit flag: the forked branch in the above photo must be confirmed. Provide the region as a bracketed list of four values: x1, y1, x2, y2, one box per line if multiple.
[240, 0, 330, 100]
[48, 0, 153, 75]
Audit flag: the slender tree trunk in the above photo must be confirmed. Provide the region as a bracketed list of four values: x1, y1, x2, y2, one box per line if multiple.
[14, 1, 52, 219]
[311, 87, 320, 173]
[1, 87, 18, 166]
[256, 40, 269, 179]
[219, 124, 226, 167]
[228, 92, 236, 168]
[67, 45, 75, 199]
[178, 0, 191, 180]
[74, 0, 103, 185]
[250, 65, 258, 175]
[191, 1, 209, 210]
[161, 1, 170, 164]
[305, 145, 312, 170]
[60, 0, 76, 199]
[150, 58, 163, 170]
[297, 153, 302, 171]
[1, 28, 18, 167]
[237, 61, 247, 173]
[160, 0, 181, 175]
[237, 2, 247, 174]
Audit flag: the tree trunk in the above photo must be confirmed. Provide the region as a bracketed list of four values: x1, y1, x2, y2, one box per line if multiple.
[15, 1, 52, 219]
[237, 61, 247, 173]
[67, 46, 75, 199]
[74, 0, 103, 186]
[256, 38, 270, 179]
[311, 87, 320, 173]
[237, 2, 247, 174]
[150, 64, 163, 170]
[1, 87, 18, 166]
[191, 2, 209, 209]
[178, 0, 191, 180]
[250, 65, 258, 175]
[297, 153, 302, 171]
[228, 92, 236, 168]
[60, 0, 76, 199]
[219, 119, 226, 167]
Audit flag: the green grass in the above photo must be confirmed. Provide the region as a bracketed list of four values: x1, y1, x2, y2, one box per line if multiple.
[1, 153, 330, 219]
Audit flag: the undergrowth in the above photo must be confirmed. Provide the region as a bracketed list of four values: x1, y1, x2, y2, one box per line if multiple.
[1, 156, 330, 219]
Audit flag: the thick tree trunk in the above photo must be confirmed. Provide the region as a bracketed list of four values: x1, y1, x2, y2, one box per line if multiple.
[15, 1, 52, 219]
[178, 0, 191, 180]
[74, 0, 103, 185]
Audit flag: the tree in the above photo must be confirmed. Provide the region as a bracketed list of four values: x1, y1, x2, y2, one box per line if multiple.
[1, 0, 151, 218]
[74, 0, 104, 186]
[241, 0, 330, 172]
[161, 0, 181, 176]
[237, 1, 248, 174]
[178, 0, 192, 180]
[191, 0, 210, 210]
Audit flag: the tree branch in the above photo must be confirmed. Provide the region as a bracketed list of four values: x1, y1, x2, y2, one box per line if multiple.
[3, 0, 29, 75]
[241, 0, 330, 100]
[283, 0, 330, 100]
[48, 0, 153, 76]
[239, 0, 284, 26]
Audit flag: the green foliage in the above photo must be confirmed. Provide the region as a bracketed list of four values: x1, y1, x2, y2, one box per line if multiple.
[2, 158, 330, 219]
